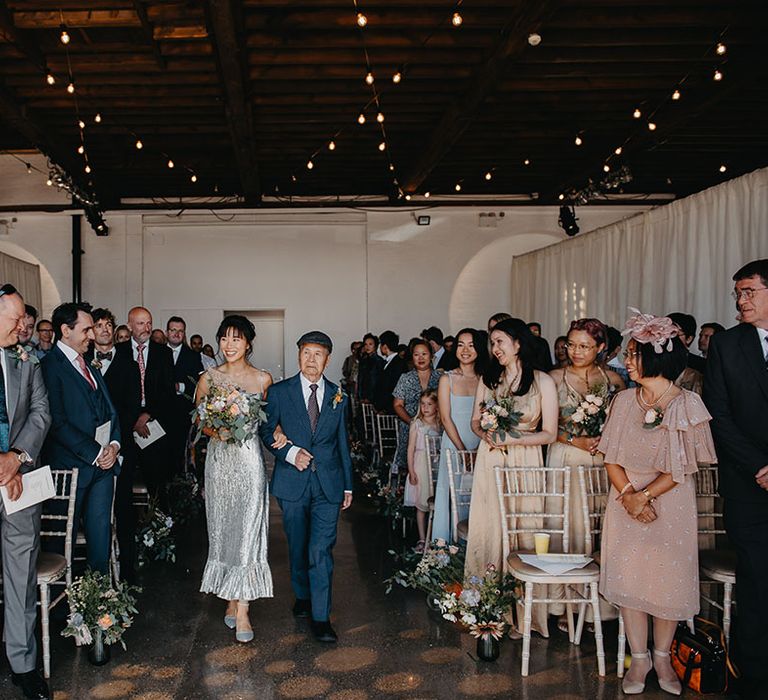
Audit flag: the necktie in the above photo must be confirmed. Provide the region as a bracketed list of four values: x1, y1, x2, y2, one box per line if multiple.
[97, 350, 113, 361]
[137, 343, 146, 405]
[308, 383, 320, 433]
[0, 353, 10, 452]
[764, 336, 768, 369]
[75, 354, 97, 390]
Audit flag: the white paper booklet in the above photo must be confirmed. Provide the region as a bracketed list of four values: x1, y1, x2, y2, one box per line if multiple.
[1, 465, 56, 515]
[95, 421, 111, 448]
[133, 420, 166, 450]
[518, 553, 593, 576]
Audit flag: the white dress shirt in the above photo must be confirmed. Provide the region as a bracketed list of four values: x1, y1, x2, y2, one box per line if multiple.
[57, 341, 120, 461]
[757, 327, 768, 360]
[94, 345, 114, 375]
[383, 351, 397, 367]
[169, 343, 186, 394]
[0, 347, 9, 416]
[432, 346, 445, 368]
[131, 337, 150, 366]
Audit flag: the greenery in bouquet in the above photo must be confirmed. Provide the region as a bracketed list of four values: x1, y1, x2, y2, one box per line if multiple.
[561, 384, 609, 438]
[479, 396, 522, 442]
[166, 473, 204, 526]
[437, 564, 519, 639]
[135, 504, 176, 568]
[376, 480, 413, 527]
[385, 539, 466, 603]
[193, 383, 267, 446]
[62, 570, 140, 649]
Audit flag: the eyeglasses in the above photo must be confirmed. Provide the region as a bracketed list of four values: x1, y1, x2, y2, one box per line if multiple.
[622, 350, 641, 359]
[0, 283, 18, 298]
[37, 328, 54, 334]
[566, 341, 597, 352]
[732, 287, 768, 301]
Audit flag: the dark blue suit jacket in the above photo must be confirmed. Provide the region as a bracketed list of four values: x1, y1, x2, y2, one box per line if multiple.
[41, 345, 121, 488]
[260, 373, 353, 503]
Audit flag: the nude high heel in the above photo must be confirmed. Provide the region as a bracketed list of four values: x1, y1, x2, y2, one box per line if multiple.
[622, 651, 652, 695]
[235, 602, 254, 643]
[653, 649, 682, 696]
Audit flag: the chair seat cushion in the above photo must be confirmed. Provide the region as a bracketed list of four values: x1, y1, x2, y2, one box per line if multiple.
[700, 549, 736, 583]
[507, 552, 600, 583]
[456, 519, 469, 541]
[37, 552, 67, 584]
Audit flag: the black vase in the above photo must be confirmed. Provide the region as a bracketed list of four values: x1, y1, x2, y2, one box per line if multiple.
[87, 629, 111, 666]
[476, 634, 500, 662]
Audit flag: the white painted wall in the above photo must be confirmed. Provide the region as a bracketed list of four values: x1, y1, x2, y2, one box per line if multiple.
[0, 152, 651, 379]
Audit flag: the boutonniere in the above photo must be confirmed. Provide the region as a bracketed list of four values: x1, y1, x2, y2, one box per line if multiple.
[8, 344, 39, 366]
[642, 406, 664, 430]
[91, 358, 103, 370]
[332, 387, 344, 410]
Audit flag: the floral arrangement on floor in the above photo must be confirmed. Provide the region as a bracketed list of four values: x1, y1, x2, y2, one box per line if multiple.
[385, 539, 466, 603]
[376, 480, 409, 526]
[193, 383, 267, 445]
[61, 570, 139, 649]
[135, 504, 176, 568]
[166, 473, 204, 526]
[479, 397, 522, 443]
[437, 564, 520, 640]
[561, 386, 609, 437]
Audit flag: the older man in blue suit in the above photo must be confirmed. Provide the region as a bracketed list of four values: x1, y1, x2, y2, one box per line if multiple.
[41, 302, 121, 575]
[260, 331, 352, 643]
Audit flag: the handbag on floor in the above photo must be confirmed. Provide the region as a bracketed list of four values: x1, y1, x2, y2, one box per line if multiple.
[670, 616, 738, 694]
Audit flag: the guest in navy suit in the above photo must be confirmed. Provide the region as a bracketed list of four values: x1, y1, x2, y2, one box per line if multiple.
[41, 302, 121, 574]
[260, 331, 353, 643]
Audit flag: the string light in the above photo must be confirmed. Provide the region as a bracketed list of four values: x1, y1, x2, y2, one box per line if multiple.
[716, 42, 726, 55]
[26, 162, 32, 174]
[614, 147, 622, 155]
[94, 113, 102, 123]
[78, 120, 85, 129]
[392, 71, 402, 84]
[45, 70, 55, 85]
[378, 141, 386, 151]
[365, 72, 374, 85]
[328, 140, 336, 151]
[672, 89, 681, 100]
[648, 121, 657, 131]
[46, 178, 53, 186]
[719, 164, 727, 173]
[574, 135, 583, 146]
[713, 69, 723, 81]
[357, 113, 366, 125]
[558, 194, 565, 201]
[528, 33, 542, 46]
[633, 108, 641, 119]
[452, 12, 463, 27]
[603, 164, 610, 172]
[84, 164, 91, 174]
[167, 159, 174, 168]
[389, 163, 395, 171]
[405, 194, 411, 201]
[524, 158, 531, 165]
[60, 25, 70, 45]
[376, 112, 384, 123]
[77, 145, 84, 154]
[135, 139, 143, 150]
[190, 174, 197, 182]
[424, 191, 430, 198]
[67, 81, 75, 94]
[485, 171, 492, 181]
[306, 159, 313, 170]
[455, 183, 461, 192]
[356, 12, 367, 27]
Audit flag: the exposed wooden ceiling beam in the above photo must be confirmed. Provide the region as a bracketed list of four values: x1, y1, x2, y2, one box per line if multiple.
[205, 0, 261, 204]
[13, 10, 141, 29]
[131, 1, 165, 70]
[398, 1, 562, 193]
[0, 1, 48, 72]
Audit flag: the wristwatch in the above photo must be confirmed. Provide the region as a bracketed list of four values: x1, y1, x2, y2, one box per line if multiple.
[642, 488, 656, 504]
[10, 448, 31, 464]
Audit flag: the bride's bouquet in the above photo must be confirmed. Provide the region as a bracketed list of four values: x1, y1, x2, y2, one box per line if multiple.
[562, 387, 609, 438]
[194, 384, 267, 446]
[479, 396, 522, 442]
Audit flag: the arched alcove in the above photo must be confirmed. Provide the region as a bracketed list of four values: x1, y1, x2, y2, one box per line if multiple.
[448, 233, 561, 331]
[0, 240, 62, 316]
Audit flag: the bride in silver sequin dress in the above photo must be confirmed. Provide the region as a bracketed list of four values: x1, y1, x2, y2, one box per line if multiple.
[195, 315, 284, 643]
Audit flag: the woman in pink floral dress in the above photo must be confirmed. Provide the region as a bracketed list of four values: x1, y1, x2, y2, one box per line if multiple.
[598, 310, 716, 695]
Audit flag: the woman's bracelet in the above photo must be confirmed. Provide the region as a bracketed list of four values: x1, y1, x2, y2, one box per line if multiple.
[619, 482, 634, 496]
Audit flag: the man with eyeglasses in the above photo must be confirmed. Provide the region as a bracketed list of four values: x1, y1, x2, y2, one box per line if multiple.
[32, 320, 54, 360]
[703, 258, 768, 700]
[0, 283, 52, 699]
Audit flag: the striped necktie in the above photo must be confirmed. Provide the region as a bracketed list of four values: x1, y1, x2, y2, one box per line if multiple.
[308, 383, 320, 433]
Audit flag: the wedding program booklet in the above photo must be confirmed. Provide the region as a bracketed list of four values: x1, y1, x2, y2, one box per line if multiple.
[133, 420, 166, 449]
[1, 465, 55, 515]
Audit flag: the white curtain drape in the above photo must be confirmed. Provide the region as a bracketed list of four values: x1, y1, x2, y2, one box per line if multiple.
[511, 167, 768, 337]
[0, 251, 42, 312]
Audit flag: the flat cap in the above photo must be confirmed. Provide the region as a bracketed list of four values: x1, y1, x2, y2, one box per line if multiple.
[297, 330, 333, 353]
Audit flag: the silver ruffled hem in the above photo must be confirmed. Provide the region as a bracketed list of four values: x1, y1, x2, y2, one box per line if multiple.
[200, 559, 274, 601]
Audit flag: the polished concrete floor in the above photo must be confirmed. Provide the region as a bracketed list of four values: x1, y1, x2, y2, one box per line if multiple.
[1, 495, 726, 700]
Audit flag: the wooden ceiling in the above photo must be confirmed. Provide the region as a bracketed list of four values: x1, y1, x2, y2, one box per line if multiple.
[0, 0, 766, 207]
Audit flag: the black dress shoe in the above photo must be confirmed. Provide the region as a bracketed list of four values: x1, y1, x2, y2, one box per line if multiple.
[292, 598, 312, 618]
[311, 620, 338, 643]
[11, 670, 50, 699]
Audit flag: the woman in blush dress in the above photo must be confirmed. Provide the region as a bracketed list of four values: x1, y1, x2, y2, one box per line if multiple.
[598, 311, 716, 695]
[464, 318, 558, 637]
[432, 328, 486, 543]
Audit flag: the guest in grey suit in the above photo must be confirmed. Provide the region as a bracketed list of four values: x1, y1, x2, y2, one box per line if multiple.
[0, 284, 52, 700]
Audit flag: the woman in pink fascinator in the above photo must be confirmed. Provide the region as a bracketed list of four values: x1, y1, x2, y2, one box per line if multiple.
[596, 309, 718, 695]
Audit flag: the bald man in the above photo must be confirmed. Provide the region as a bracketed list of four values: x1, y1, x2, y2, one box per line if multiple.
[108, 307, 175, 580]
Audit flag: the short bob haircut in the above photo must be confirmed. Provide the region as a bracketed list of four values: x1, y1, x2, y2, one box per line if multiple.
[483, 317, 537, 396]
[216, 314, 256, 357]
[454, 327, 489, 376]
[409, 337, 433, 357]
[633, 335, 688, 381]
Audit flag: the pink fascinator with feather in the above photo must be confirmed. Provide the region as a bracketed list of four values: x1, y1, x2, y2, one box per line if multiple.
[622, 307, 679, 353]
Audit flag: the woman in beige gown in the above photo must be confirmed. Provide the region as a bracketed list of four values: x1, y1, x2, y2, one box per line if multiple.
[464, 318, 557, 637]
[547, 319, 625, 627]
[599, 311, 716, 695]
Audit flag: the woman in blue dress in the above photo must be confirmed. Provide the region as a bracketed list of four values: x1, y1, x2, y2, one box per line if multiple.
[432, 328, 487, 542]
